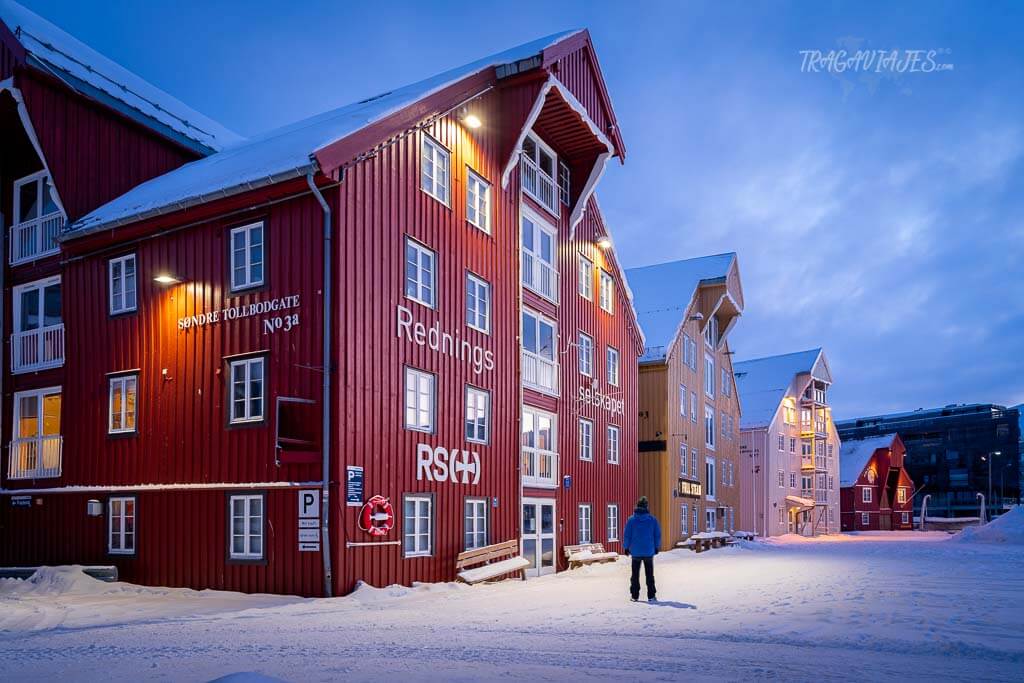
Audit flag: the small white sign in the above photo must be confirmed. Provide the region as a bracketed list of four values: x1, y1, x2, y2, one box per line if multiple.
[299, 542, 320, 552]
[298, 518, 318, 529]
[298, 489, 320, 519]
[298, 528, 320, 543]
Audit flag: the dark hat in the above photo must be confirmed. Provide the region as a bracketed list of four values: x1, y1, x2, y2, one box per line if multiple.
[636, 496, 649, 509]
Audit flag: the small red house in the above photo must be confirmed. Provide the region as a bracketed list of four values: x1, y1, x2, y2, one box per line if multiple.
[840, 433, 914, 531]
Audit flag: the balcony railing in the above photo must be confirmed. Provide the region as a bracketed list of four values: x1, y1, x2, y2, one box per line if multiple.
[521, 154, 559, 217]
[522, 350, 559, 395]
[522, 448, 558, 488]
[12, 324, 65, 373]
[8, 435, 62, 479]
[10, 211, 63, 264]
[522, 250, 560, 303]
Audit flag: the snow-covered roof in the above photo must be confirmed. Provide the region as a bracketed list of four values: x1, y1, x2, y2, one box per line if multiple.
[67, 30, 582, 237]
[0, 0, 241, 153]
[839, 434, 896, 487]
[626, 253, 736, 362]
[732, 348, 822, 429]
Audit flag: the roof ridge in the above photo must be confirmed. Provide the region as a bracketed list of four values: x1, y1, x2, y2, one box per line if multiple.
[734, 348, 822, 367]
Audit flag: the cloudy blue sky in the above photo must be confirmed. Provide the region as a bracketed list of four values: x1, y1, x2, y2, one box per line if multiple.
[20, 0, 1023, 419]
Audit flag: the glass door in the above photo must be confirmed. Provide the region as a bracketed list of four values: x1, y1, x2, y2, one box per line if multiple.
[522, 498, 556, 577]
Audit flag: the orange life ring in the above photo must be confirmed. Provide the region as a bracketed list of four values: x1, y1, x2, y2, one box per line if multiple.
[358, 495, 394, 536]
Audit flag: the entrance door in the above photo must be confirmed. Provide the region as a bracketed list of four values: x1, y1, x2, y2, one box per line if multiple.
[880, 510, 892, 530]
[522, 498, 556, 577]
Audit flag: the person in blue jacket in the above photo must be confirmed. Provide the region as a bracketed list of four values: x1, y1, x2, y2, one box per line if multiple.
[623, 496, 661, 602]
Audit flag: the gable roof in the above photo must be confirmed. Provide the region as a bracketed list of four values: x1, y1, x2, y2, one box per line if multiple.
[732, 348, 823, 429]
[66, 30, 585, 237]
[0, 0, 241, 154]
[840, 433, 897, 486]
[626, 253, 736, 362]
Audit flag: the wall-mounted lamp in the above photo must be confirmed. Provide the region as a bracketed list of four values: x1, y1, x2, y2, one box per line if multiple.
[595, 235, 612, 250]
[86, 499, 102, 517]
[463, 113, 482, 129]
[153, 274, 181, 285]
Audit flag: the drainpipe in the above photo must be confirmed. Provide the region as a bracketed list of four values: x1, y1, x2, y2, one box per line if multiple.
[307, 170, 337, 598]
[919, 494, 929, 531]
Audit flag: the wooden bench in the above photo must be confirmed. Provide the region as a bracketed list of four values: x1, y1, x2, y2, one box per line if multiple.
[563, 543, 619, 569]
[455, 539, 530, 585]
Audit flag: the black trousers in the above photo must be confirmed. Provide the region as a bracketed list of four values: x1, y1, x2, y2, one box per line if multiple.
[630, 556, 656, 599]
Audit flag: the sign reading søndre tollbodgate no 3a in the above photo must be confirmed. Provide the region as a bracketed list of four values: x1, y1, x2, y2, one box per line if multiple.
[177, 294, 301, 335]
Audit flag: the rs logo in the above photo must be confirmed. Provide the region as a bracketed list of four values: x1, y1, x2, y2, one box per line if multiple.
[416, 444, 481, 485]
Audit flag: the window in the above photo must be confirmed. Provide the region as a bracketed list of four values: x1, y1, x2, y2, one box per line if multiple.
[722, 462, 728, 485]
[405, 238, 436, 308]
[728, 461, 734, 486]
[464, 498, 488, 550]
[420, 135, 450, 204]
[862, 488, 872, 503]
[579, 418, 593, 461]
[599, 270, 614, 314]
[778, 470, 785, 487]
[404, 495, 433, 557]
[521, 209, 558, 301]
[521, 134, 558, 215]
[828, 444, 834, 458]
[704, 355, 715, 398]
[721, 368, 731, 397]
[691, 448, 698, 479]
[680, 504, 689, 536]
[578, 504, 592, 543]
[801, 440, 813, 456]
[679, 385, 687, 417]
[466, 273, 490, 333]
[9, 387, 62, 479]
[828, 476, 834, 490]
[688, 336, 699, 370]
[691, 392, 698, 423]
[704, 404, 715, 449]
[108, 374, 138, 434]
[228, 357, 265, 424]
[789, 437, 797, 453]
[578, 333, 594, 376]
[722, 415, 728, 438]
[693, 506, 699, 535]
[11, 170, 61, 262]
[861, 512, 869, 526]
[108, 496, 135, 554]
[679, 443, 688, 476]
[706, 457, 716, 500]
[705, 508, 717, 532]
[682, 334, 693, 369]
[790, 472, 797, 488]
[607, 425, 620, 464]
[230, 222, 264, 291]
[12, 276, 63, 373]
[522, 407, 557, 487]
[466, 169, 490, 232]
[558, 160, 571, 206]
[404, 367, 435, 432]
[577, 255, 593, 300]
[109, 254, 137, 315]
[901, 512, 910, 524]
[606, 346, 620, 386]
[465, 386, 489, 444]
[607, 504, 619, 542]
[229, 494, 263, 560]
[784, 406, 796, 425]
[703, 316, 719, 348]
[897, 487, 907, 504]
[522, 309, 558, 394]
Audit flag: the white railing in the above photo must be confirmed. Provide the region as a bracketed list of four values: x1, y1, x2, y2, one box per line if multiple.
[12, 324, 65, 373]
[801, 456, 814, 469]
[522, 251, 560, 303]
[10, 211, 63, 264]
[815, 490, 829, 504]
[815, 456, 827, 470]
[522, 350, 559, 395]
[8, 435, 62, 479]
[522, 448, 558, 488]
[521, 154, 559, 217]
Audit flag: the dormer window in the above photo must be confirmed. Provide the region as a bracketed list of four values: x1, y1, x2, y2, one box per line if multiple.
[521, 134, 559, 216]
[11, 171, 63, 264]
[703, 316, 719, 348]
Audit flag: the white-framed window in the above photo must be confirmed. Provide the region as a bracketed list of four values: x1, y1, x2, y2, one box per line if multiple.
[522, 407, 557, 487]
[579, 418, 593, 462]
[778, 470, 785, 488]
[679, 384, 687, 417]
[901, 512, 910, 524]
[405, 238, 436, 308]
[108, 374, 138, 434]
[599, 270, 614, 314]
[721, 367, 731, 397]
[778, 508, 785, 525]
[10, 386, 62, 480]
[722, 461, 728, 485]
[521, 208, 558, 302]
[521, 133, 559, 215]
[682, 334, 693, 369]
[703, 316, 719, 348]
[404, 367, 435, 433]
[229, 494, 264, 560]
[704, 404, 715, 450]
[420, 135, 450, 205]
[606, 346, 620, 386]
[862, 487, 872, 503]
[691, 448, 698, 479]
[607, 425, 620, 464]
[680, 504, 689, 536]
[607, 504, 619, 542]
[578, 333, 594, 376]
[404, 494, 433, 557]
[706, 456, 716, 500]
[802, 440, 813, 456]
[691, 392, 698, 423]
[558, 160, 571, 206]
[229, 222, 264, 291]
[466, 273, 490, 333]
[694, 506, 700, 534]
[861, 512, 870, 526]
[728, 461, 734, 486]
[464, 498, 488, 550]
[897, 487, 907, 504]
[11, 170, 62, 262]
[784, 406, 796, 425]
[828, 443, 834, 458]
[228, 356, 264, 424]
[679, 443, 688, 476]
[578, 255, 593, 300]
[790, 472, 796, 488]
[465, 386, 490, 444]
[778, 434, 785, 451]
[829, 507, 836, 523]
[578, 504, 592, 543]
[12, 275, 64, 373]
[522, 308, 558, 394]
[829, 476, 834, 490]
[704, 355, 715, 398]
[705, 508, 716, 532]
[108, 496, 135, 555]
[109, 254, 137, 315]
[466, 168, 490, 233]
[790, 437, 797, 453]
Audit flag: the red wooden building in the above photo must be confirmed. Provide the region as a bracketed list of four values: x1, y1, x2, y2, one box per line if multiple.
[0, 3, 641, 597]
[840, 433, 915, 531]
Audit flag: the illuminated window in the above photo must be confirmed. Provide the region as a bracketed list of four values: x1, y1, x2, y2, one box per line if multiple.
[108, 374, 137, 434]
[404, 367, 435, 433]
[578, 255, 593, 300]
[464, 386, 489, 444]
[465, 273, 490, 333]
[108, 254, 137, 315]
[420, 135, 450, 205]
[405, 238, 436, 308]
[228, 356, 264, 424]
[108, 496, 135, 555]
[579, 418, 593, 461]
[229, 494, 264, 560]
[230, 222, 264, 291]
[897, 487, 907, 504]
[466, 168, 490, 233]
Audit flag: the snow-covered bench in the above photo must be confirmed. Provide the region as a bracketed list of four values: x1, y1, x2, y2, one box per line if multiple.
[455, 539, 529, 585]
[564, 543, 619, 569]
[688, 532, 731, 552]
[731, 531, 756, 541]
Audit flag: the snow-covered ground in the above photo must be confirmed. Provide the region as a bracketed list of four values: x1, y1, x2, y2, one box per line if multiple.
[2, 526, 1023, 682]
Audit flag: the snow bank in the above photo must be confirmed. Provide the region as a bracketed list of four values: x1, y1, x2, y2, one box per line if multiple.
[208, 674, 287, 683]
[0, 565, 116, 597]
[954, 505, 1024, 545]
